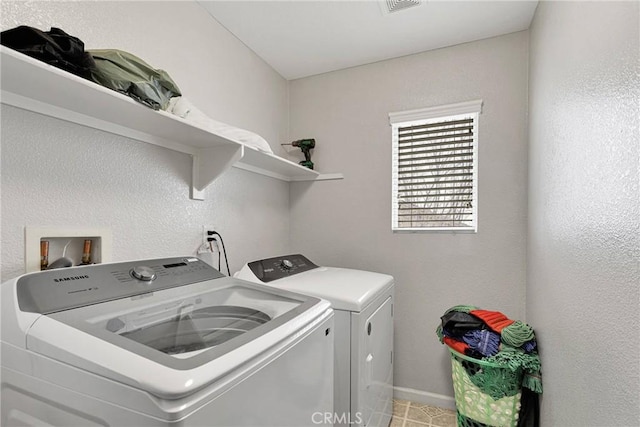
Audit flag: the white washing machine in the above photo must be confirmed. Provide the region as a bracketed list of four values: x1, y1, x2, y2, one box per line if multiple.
[1, 256, 334, 426]
[236, 254, 394, 427]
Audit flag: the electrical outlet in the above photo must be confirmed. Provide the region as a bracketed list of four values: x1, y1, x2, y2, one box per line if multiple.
[202, 225, 215, 243]
[197, 224, 215, 255]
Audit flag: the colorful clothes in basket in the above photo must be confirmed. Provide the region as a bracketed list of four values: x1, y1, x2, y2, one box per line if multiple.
[437, 306, 542, 427]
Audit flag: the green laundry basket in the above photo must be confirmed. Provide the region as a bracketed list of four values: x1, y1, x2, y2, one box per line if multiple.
[449, 349, 523, 427]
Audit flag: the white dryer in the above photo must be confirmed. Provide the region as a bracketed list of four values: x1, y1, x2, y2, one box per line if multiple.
[236, 254, 394, 427]
[1, 256, 334, 426]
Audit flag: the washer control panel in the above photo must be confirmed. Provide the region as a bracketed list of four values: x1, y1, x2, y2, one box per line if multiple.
[247, 254, 318, 283]
[16, 257, 224, 314]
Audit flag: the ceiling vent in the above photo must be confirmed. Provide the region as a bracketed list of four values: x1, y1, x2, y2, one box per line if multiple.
[381, 0, 422, 14]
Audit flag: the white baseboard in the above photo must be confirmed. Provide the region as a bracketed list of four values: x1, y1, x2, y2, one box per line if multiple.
[393, 386, 456, 410]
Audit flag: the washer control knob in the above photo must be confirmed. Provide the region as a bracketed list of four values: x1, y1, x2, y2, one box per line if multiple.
[130, 266, 156, 282]
[281, 259, 294, 270]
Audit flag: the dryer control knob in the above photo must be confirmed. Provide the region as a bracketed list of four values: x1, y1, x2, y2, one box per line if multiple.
[130, 266, 156, 282]
[281, 259, 294, 270]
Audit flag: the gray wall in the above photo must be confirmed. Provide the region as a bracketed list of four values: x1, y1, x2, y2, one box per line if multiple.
[528, 2, 640, 426]
[1, 1, 291, 281]
[289, 31, 529, 398]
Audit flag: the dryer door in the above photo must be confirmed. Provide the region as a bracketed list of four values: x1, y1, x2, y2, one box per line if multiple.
[351, 291, 393, 427]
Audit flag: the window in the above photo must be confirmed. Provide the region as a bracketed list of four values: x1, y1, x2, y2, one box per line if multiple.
[389, 100, 482, 232]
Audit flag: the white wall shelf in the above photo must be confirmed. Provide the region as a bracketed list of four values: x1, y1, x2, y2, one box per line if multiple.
[0, 47, 342, 200]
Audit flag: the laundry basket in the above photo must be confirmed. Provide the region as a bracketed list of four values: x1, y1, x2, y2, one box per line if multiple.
[449, 349, 522, 427]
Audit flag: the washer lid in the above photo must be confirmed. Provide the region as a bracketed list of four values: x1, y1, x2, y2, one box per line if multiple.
[238, 262, 394, 312]
[16, 258, 330, 399]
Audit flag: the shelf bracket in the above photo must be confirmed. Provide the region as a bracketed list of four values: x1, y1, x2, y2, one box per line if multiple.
[191, 144, 244, 200]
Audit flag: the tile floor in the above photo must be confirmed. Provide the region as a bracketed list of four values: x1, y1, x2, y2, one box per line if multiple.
[390, 399, 457, 427]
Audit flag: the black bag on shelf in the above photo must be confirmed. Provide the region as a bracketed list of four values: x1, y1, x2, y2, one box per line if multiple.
[0, 25, 95, 79]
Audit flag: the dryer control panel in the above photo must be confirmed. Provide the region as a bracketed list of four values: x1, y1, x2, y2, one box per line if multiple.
[247, 254, 318, 283]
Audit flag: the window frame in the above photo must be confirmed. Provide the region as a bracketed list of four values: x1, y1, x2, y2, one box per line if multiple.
[389, 99, 483, 233]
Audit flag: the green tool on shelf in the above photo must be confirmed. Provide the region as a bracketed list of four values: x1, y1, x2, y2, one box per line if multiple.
[283, 138, 315, 170]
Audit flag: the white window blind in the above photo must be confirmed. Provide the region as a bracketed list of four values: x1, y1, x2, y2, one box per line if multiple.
[390, 100, 482, 232]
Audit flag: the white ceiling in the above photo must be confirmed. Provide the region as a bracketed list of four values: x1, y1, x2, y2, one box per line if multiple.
[199, 0, 538, 80]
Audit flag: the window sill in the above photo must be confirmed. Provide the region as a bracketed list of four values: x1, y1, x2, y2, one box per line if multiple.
[392, 227, 477, 234]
